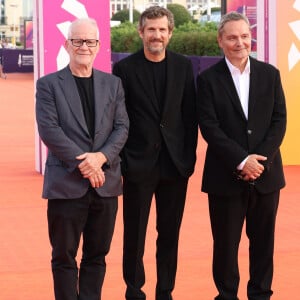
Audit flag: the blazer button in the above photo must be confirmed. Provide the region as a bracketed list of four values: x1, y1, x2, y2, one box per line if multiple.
[247, 129, 252, 135]
[160, 123, 164, 128]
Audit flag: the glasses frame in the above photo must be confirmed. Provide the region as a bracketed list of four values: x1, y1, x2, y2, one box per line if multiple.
[69, 39, 99, 47]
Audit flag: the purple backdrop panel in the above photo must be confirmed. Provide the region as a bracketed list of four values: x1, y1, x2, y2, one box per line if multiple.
[2, 49, 33, 73]
[199, 56, 222, 73]
[111, 52, 222, 82]
[188, 55, 201, 82]
[111, 52, 130, 69]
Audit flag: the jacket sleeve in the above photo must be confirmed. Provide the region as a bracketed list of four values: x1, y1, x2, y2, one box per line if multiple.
[96, 77, 129, 165]
[35, 76, 85, 172]
[252, 69, 287, 169]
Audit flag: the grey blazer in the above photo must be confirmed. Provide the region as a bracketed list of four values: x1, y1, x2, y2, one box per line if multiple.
[36, 66, 129, 199]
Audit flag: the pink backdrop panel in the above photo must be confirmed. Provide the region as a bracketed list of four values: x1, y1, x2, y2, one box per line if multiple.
[42, 0, 111, 75]
[34, 0, 111, 174]
[226, 0, 257, 53]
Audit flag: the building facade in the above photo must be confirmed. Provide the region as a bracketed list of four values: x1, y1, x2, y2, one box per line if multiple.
[110, 0, 221, 18]
[186, 0, 221, 10]
[110, 0, 187, 17]
[0, 0, 32, 47]
[0, 0, 221, 46]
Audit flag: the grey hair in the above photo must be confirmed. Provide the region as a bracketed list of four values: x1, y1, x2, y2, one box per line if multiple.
[67, 18, 100, 39]
[218, 11, 250, 36]
[138, 6, 175, 32]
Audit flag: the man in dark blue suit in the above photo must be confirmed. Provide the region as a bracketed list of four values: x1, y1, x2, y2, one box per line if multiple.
[35, 18, 129, 300]
[197, 12, 287, 300]
[113, 6, 198, 300]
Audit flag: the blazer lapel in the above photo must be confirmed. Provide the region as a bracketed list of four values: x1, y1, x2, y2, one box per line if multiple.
[216, 59, 247, 121]
[247, 57, 258, 121]
[160, 51, 184, 119]
[59, 67, 90, 135]
[162, 52, 175, 118]
[93, 70, 106, 136]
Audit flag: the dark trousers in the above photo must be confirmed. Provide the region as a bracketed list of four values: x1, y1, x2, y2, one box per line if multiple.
[47, 188, 118, 300]
[208, 188, 280, 300]
[123, 173, 188, 300]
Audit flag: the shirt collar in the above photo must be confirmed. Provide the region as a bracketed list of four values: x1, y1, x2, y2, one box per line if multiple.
[225, 57, 251, 75]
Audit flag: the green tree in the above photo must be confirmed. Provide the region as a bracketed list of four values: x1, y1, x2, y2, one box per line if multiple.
[110, 10, 220, 56]
[169, 31, 220, 56]
[110, 22, 142, 53]
[176, 21, 218, 33]
[167, 4, 192, 27]
[111, 9, 141, 23]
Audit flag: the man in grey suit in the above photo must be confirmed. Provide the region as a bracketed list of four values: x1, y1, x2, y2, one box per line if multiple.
[197, 12, 286, 300]
[113, 6, 198, 300]
[35, 18, 129, 300]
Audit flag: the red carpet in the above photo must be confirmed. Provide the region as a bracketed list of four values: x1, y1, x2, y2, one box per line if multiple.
[0, 73, 299, 299]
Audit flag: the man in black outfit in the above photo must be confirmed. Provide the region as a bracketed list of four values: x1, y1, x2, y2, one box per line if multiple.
[197, 12, 287, 300]
[113, 6, 198, 300]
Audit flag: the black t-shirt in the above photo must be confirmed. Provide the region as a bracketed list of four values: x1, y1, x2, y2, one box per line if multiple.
[144, 56, 181, 178]
[144, 57, 167, 110]
[74, 74, 95, 137]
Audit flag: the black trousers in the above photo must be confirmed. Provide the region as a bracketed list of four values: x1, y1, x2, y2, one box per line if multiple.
[47, 187, 118, 300]
[123, 172, 188, 300]
[208, 187, 280, 300]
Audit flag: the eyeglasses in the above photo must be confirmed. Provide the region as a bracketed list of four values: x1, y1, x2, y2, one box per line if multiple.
[69, 39, 99, 47]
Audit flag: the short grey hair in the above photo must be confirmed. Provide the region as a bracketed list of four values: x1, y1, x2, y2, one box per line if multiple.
[67, 18, 100, 39]
[218, 11, 250, 36]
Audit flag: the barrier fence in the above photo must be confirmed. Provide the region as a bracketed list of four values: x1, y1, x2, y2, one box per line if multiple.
[1, 49, 221, 77]
[0, 48, 34, 73]
[111, 53, 222, 79]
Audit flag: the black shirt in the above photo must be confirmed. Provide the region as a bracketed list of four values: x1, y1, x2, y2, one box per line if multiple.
[74, 74, 95, 138]
[145, 57, 167, 110]
[144, 55, 181, 178]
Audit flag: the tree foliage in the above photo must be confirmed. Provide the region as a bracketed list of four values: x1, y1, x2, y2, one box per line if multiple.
[169, 30, 220, 56]
[176, 21, 218, 32]
[110, 22, 142, 53]
[111, 9, 141, 23]
[110, 9, 220, 56]
[167, 4, 193, 27]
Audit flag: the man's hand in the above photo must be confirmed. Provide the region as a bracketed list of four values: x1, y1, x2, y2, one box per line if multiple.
[240, 154, 267, 181]
[76, 152, 107, 188]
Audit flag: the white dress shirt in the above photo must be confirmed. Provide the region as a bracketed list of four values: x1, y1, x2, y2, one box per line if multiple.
[225, 57, 251, 170]
[225, 57, 250, 119]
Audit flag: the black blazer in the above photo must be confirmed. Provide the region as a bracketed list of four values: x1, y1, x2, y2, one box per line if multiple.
[197, 57, 287, 196]
[113, 50, 198, 182]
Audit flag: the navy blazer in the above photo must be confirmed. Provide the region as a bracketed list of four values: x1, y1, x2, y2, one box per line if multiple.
[36, 66, 129, 199]
[197, 57, 287, 195]
[113, 50, 198, 181]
